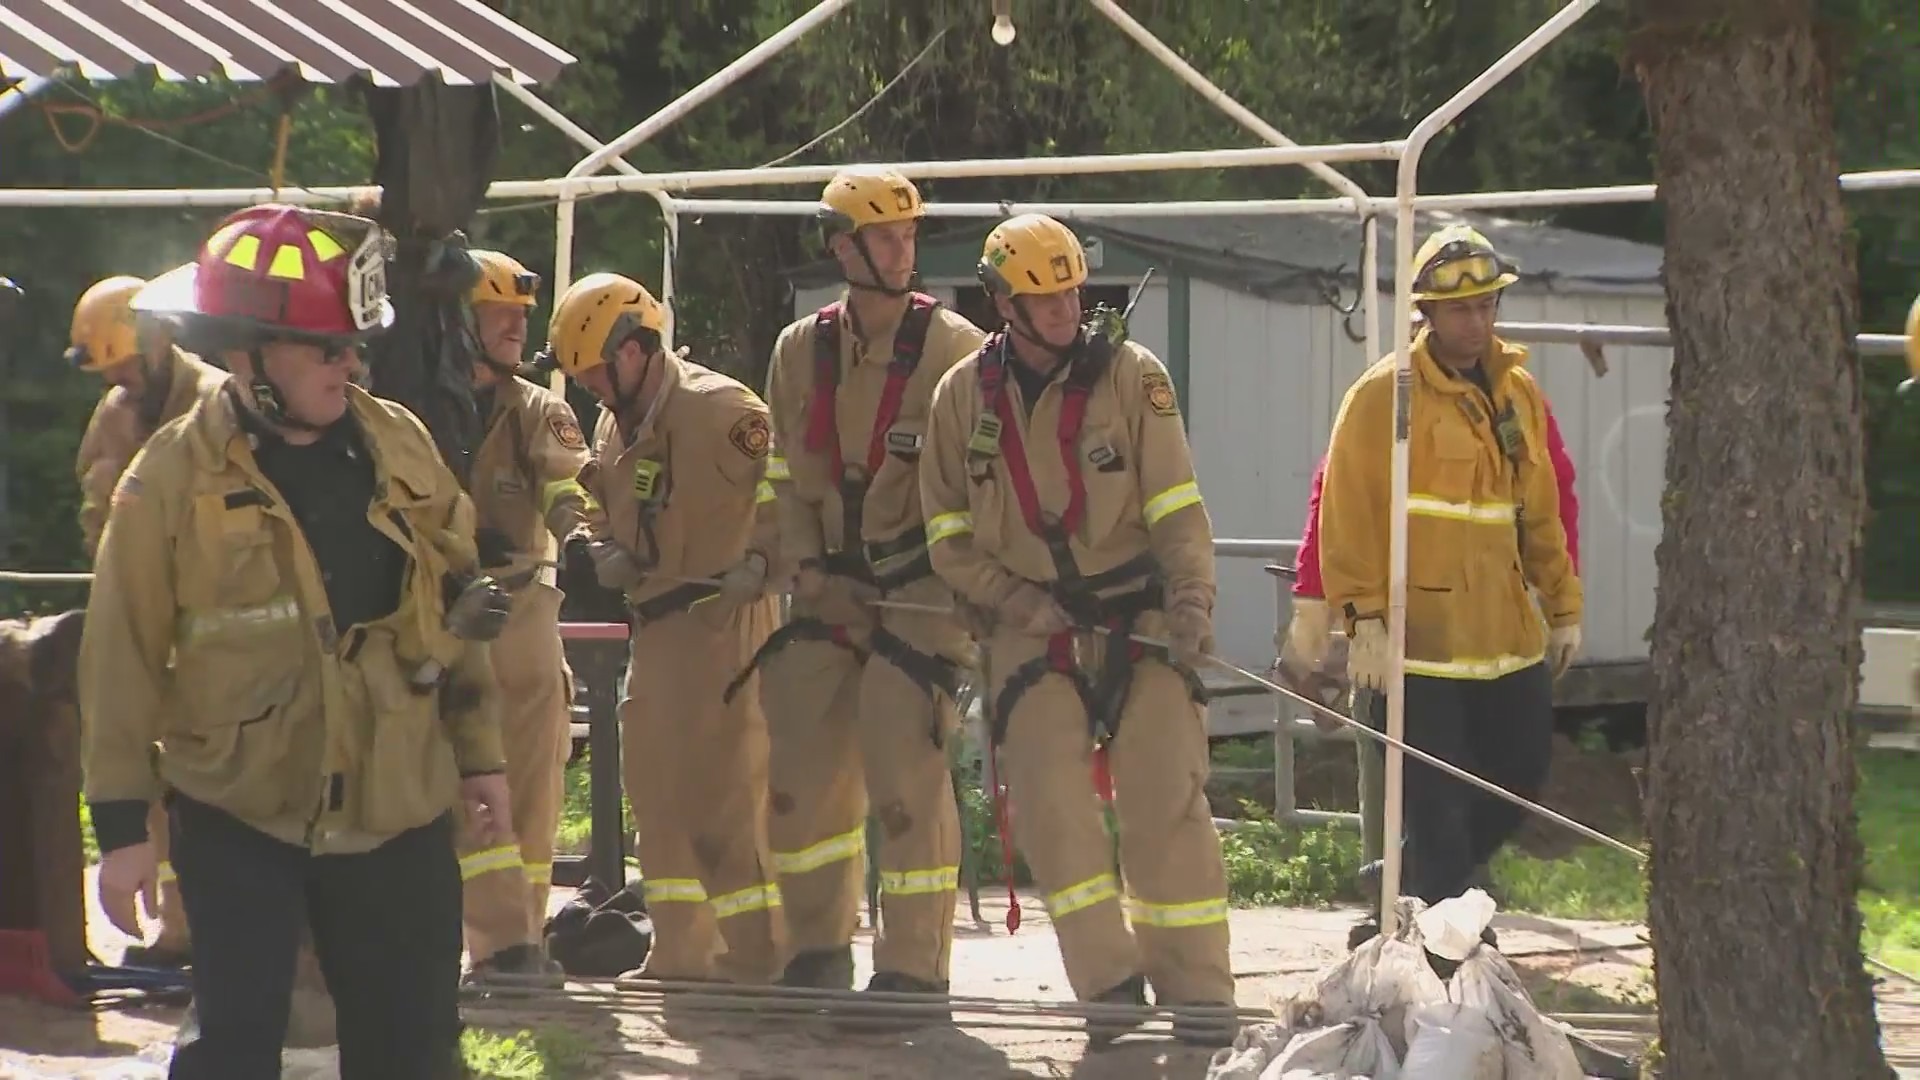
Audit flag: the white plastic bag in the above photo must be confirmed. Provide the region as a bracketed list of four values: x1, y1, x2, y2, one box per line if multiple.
[1207, 1022, 1294, 1080]
[1300, 929, 1446, 1056]
[1260, 1019, 1401, 1080]
[1401, 1001, 1502, 1079]
[1449, 951, 1584, 1080]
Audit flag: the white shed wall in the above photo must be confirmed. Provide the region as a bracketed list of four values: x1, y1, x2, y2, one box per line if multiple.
[1185, 282, 1671, 670]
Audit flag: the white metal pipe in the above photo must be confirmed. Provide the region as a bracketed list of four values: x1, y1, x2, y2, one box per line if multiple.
[492, 75, 645, 178]
[565, 0, 856, 182]
[659, 202, 679, 352]
[1496, 321, 1912, 356]
[1379, 0, 1605, 936]
[666, 196, 1365, 217]
[9, 167, 1914, 213]
[1087, 0, 1372, 208]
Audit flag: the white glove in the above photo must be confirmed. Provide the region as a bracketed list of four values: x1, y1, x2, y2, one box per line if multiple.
[718, 552, 769, 605]
[1548, 623, 1582, 678]
[1277, 598, 1333, 678]
[1346, 618, 1388, 692]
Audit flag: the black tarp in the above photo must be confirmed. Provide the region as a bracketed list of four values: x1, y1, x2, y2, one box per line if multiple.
[357, 80, 500, 487]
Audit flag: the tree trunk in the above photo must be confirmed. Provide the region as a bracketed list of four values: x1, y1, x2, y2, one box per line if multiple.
[1627, 1, 1890, 1075]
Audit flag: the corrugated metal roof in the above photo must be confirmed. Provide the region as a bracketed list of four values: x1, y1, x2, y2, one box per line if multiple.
[0, 0, 575, 87]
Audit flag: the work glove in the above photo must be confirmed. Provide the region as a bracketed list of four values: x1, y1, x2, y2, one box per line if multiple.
[587, 539, 647, 593]
[474, 526, 515, 570]
[1001, 585, 1071, 636]
[718, 551, 770, 605]
[1346, 617, 1389, 692]
[444, 573, 512, 642]
[1166, 602, 1214, 668]
[816, 575, 880, 629]
[1277, 598, 1334, 680]
[1548, 623, 1582, 678]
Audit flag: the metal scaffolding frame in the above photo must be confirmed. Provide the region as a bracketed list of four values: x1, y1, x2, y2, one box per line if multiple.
[7, 0, 1920, 939]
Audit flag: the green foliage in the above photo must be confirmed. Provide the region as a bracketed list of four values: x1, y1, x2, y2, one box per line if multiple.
[461, 1026, 595, 1080]
[1219, 802, 1368, 908]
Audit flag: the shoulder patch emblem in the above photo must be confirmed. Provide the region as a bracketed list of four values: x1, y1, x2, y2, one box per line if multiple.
[729, 413, 772, 460]
[1142, 371, 1179, 417]
[110, 473, 143, 509]
[548, 414, 588, 451]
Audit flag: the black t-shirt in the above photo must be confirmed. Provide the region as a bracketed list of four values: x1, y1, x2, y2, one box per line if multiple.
[236, 397, 406, 634]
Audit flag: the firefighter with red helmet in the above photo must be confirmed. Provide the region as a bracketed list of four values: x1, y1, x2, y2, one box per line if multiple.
[920, 214, 1234, 1041]
[67, 274, 229, 969]
[81, 203, 512, 1078]
[455, 249, 593, 987]
[754, 168, 986, 994]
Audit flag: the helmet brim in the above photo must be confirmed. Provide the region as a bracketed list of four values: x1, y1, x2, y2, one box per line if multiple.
[131, 262, 395, 340]
[1411, 272, 1518, 304]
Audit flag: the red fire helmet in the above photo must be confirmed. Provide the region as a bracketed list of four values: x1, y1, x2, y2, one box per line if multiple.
[134, 203, 394, 343]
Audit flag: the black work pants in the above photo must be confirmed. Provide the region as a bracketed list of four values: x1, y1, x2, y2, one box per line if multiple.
[1396, 662, 1554, 904]
[166, 794, 465, 1080]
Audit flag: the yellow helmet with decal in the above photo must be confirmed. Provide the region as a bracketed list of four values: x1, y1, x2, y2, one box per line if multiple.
[66, 275, 147, 371]
[545, 273, 665, 377]
[1411, 224, 1519, 303]
[818, 167, 925, 236]
[470, 249, 540, 309]
[978, 214, 1089, 297]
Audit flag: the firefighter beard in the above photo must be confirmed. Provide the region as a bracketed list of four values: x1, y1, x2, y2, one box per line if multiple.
[759, 576, 966, 987]
[457, 582, 572, 963]
[986, 613, 1233, 1005]
[620, 594, 787, 983]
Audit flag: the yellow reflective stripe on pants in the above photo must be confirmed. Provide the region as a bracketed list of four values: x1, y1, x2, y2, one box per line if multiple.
[755, 480, 777, 504]
[773, 824, 865, 876]
[1045, 873, 1120, 919]
[157, 861, 177, 886]
[460, 844, 523, 882]
[1142, 481, 1203, 526]
[1405, 651, 1544, 680]
[879, 866, 959, 896]
[927, 511, 972, 543]
[710, 883, 784, 920]
[1406, 494, 1516, 524]
[523, 861, 552, 885]
[179, 596, 302, 643]
[644, 878, 709, 904]
[766, 455, 791, 481]
[1125, 894, 1230, 929]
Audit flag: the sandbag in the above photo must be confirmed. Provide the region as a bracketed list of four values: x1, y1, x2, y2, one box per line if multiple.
[1263, 1019, 1400, 1080]
[1448, 950, 1585, 1080]
[1402, 1002, 1501, 1080]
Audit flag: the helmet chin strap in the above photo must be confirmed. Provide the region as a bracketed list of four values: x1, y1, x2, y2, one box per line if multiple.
[844, 231, 916, 299]
[246, 347, 328, 433]
[1007, 296, 1081, 364]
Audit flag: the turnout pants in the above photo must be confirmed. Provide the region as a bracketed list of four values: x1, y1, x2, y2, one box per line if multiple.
[165, 795, 464, 1080]
[621, 595, 787, 983]
[761, 577, 964, 984]
[1401, 663, 1554, 904]
[459, 583, 573, 963]
[989, 610, 1234, 1005]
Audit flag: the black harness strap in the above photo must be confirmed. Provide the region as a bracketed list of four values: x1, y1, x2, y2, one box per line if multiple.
[722, 617, 866, 704]
[630, 581, 721, 627]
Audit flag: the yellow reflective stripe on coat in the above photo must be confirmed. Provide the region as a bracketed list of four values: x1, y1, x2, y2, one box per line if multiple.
[156, 861, 177, 887]
[765, 455, 791, 481]
[1125, 894, 1229, 928]
[710, 883, 783, 919]
[755, 479, 777, 504]
[927, 511, 973, 544]
[179, 596, 302, 643]
[643, 878, 709, 904]
[523, 861, 552, 885]
[459, 844, 523, 882]
[1142, 481, 1203, 526]
[880, 866, 959, 896]
[772, 824, 865, 876]
[540, 477, 591, 515]
[1046, 873, 1121, 919]
[1406, 494, 1516, 524]
[1405, 651, 1544, 680]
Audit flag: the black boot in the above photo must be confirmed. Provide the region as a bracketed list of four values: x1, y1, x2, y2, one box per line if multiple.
[777, 945, 855, 990]
[1084, 973, 1147, 1049]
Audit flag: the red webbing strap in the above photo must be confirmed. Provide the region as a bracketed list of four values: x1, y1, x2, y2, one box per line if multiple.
[805, 303, 843, 475]
[988, 746, 1022, 933]
[862, 292, 937, 475]
[983, 342, 1092, 538]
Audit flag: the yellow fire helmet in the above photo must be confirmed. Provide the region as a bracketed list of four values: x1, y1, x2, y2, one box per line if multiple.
[1410, 224, 1520, 303]
[818, 167, 925, 236]
[470, 249, 540, 309]
[544, 272, 666, 377]
[65, 275, 147, 372]
[977, 214, 1089, 297]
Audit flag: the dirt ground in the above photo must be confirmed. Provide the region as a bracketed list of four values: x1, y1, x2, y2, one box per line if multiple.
[1, 875, 1663, 1079]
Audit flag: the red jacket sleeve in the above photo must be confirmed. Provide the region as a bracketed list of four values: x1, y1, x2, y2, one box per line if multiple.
[1293, 453, 1329, 599]
[1544, 403, 1579, 573]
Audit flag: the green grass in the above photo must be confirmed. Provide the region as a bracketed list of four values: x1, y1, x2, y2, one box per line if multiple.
[461, 1026, 595, 1080]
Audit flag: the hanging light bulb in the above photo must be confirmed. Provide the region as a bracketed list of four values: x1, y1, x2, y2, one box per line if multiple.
[991, 0, 1017, 46]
